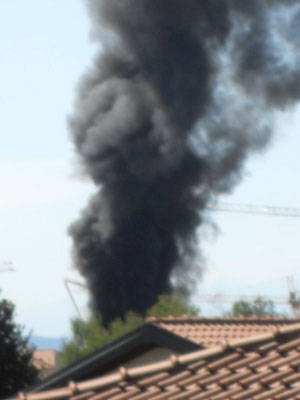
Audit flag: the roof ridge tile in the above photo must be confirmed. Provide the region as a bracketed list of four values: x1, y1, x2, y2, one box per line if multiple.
[147, 315, 300, 324]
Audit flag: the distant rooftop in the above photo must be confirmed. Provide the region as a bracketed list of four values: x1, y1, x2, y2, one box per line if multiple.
[147, 315, 300, 348]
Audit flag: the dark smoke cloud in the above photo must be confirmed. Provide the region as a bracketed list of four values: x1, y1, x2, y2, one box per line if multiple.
[69, 0, 300, 325]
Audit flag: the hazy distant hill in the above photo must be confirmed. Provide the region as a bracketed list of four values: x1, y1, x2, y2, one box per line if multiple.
[29, 336, 65, 351]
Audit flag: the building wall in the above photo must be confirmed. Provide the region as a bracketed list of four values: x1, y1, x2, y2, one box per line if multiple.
[123, 347, 175, 369]
[32, 350, 61, 378]
[105, 346, 176, 377]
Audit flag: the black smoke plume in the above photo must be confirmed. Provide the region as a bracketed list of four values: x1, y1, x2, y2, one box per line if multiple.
[69, 0, 300, 325]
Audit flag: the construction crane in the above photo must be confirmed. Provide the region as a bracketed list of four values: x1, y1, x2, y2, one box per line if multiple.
[64, 279, 87, 345]
[208, 202, 300, 218]
[204, 204, 300, 315]
[64, 279, 86, 319]
[286, 276, 300, 317]
[0, 261, 15, 273]
[65, 204, 300, 318]
[197, 276, 300, 318]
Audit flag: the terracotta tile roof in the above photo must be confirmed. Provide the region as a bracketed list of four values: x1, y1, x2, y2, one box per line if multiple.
[27, 323, 200, 394]
[17, 323, 300, 400]
[147, 316, 300, 348]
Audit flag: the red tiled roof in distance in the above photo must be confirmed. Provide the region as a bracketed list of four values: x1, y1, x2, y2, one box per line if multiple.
[17, 323, 300, 400]
[146, 315, 300, 347]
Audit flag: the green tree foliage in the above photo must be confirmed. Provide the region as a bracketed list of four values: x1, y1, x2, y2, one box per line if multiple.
[147, 295, 198, 318]
[60, 312, 144, 366]
[231, 296, 278, 318]
[61, 295, 198, 366]
[0, 297, 39, 398]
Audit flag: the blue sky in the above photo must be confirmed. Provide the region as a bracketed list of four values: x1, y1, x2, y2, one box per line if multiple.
[1, 1, 300, 338]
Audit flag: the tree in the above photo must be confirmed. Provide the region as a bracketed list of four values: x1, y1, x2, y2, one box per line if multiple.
[230, 296, 278, 318]
[147, 295, 199, 318]
[60, 312, 144, 366]
[61, 295, 199, 366]
[0, 297, 39, 398]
